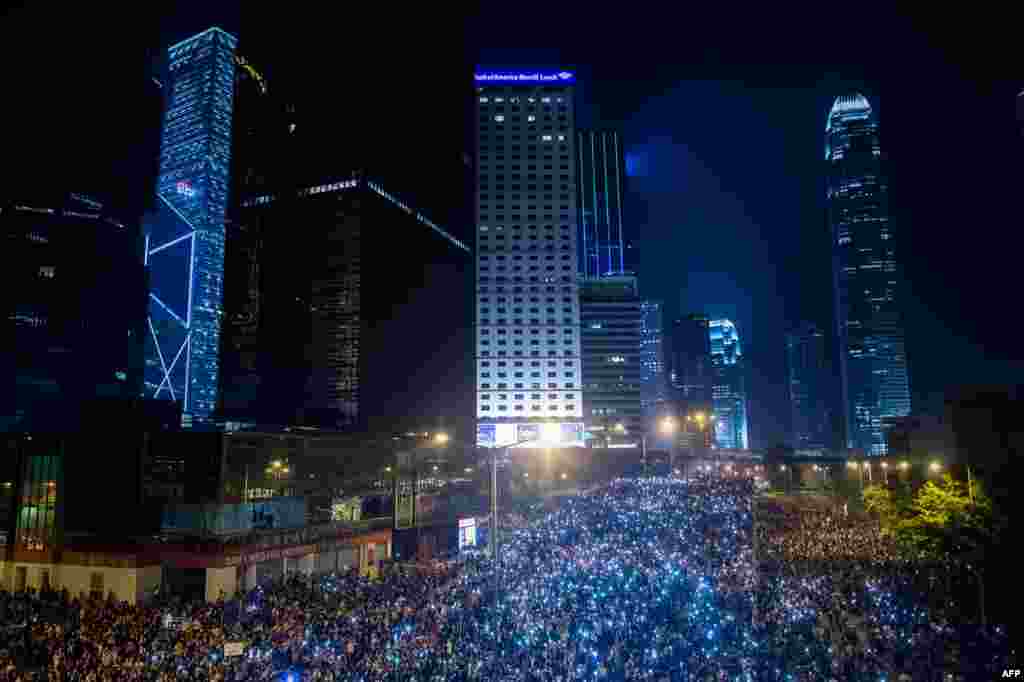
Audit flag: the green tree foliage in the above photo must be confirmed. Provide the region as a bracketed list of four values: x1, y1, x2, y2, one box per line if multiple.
[862, 483, 895, 523]
[890, 474, 1000, 560]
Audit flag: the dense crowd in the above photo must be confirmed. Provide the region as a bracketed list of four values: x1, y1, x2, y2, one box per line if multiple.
[0, 475, 1014, 681]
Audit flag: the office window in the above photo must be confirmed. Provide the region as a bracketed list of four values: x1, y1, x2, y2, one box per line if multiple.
[16, 452, 59, 551]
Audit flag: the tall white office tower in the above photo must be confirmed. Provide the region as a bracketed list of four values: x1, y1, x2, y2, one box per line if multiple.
[473, 71, 585, 449]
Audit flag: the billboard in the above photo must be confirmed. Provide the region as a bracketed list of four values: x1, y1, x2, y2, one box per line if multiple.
[474, 71, 576, 85]
[476, 422, 585, 448]
[161, 497, 307, 534]
[458, 517, 477, 550]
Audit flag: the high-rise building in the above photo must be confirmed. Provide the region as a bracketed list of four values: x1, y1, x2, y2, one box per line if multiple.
[474, 71, 584, 449]
[666, 314, 713, 420]
[640, 300, 668, 419]
[144, 27, 238, 428]
[786, 323, 836, 452]
[3, 193, 148, 431]
[826, 93, 911, 455]
[579, 276, 643, 447]
[576, 129, 628, 278]
[708, 319, 749, 450]
[220, 176, 470, 431]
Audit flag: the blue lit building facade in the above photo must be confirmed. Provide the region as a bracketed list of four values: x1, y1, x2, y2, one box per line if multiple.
[708, 319, 749, 450]
[576, 130, 628, 278]
[145, 27, 238, 427]
[826, 93, 910, 455]
[640, 300, 668, 420]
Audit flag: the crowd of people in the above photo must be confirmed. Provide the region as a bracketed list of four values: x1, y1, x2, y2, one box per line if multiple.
[0, 474, 1014, 681]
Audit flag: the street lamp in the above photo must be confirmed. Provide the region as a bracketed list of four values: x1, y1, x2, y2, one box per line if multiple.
[265, 459, 289, 496]
[479, 435, 539, 585]
[929, 461, 942, 474]
[847, 460, 864, 489]
[880, 461, 890, 486]
[660, 417, 678, 478]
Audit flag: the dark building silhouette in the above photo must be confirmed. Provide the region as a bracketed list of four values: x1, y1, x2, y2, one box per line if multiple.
[786, 322, 838, 451]
[666, 314, 713, 420]
[219, 176, 471, 432]
[3, 193, 148, 431]
[219, 39, 474, 435]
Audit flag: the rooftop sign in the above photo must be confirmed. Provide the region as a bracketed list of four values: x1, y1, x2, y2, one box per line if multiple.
[475, 71, 575, 85]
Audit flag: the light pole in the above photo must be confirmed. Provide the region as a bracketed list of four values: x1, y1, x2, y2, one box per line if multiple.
[479, 435, 537, 583]
[780, 464, 794, 492]
[265, 460, 289, 496]
[661, 417, 678, 478]
[880, 461, 890, 486]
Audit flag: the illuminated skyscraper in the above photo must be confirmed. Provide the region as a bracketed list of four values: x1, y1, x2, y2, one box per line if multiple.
[708, 319, 749, 450]
[826, 93, 910, 454]
[579, 276, 642, 447]
[474, 71, 584, 449]
[576, 129, 628, 278]
[144, 27, 238, 427]
[640, 300, 667, 419]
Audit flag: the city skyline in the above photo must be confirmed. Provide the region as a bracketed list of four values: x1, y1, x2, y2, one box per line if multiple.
[6, 6, 1021, 445]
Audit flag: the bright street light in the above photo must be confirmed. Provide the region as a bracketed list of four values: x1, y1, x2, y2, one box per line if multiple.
[659, 417, 676, 434]
[561, 472, 568, 480]
[900, 461, 909, 470]
[930, 461, 942, 472]
[433, 432, 450, 444]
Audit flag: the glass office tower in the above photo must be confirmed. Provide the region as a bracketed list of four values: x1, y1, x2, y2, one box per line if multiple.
[474, 71, 584, 449]
[576, 129, 627, 278]
[666, 314, 713, 419]
[640, 300, 667, 420]
[826, 93, 910, 454]
[144, 27, 238, 427]
[708, 319, 749, 450]
[786, 322, 836, 452]
[579, 276, 643, 447]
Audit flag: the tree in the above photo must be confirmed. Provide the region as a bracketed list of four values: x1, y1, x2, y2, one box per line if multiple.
[891, 474, 1004, 626]
[861, 484, 895, 528]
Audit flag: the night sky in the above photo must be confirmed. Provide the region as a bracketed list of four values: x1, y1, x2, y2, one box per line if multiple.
[7, 5, 1021, 446]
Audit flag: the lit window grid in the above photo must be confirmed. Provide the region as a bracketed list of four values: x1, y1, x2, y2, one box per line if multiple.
[475, 83, 580, 420]
[827, 98, 910, 453]
[147, 27, 238, 424]
[16, 453, 59, 552]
